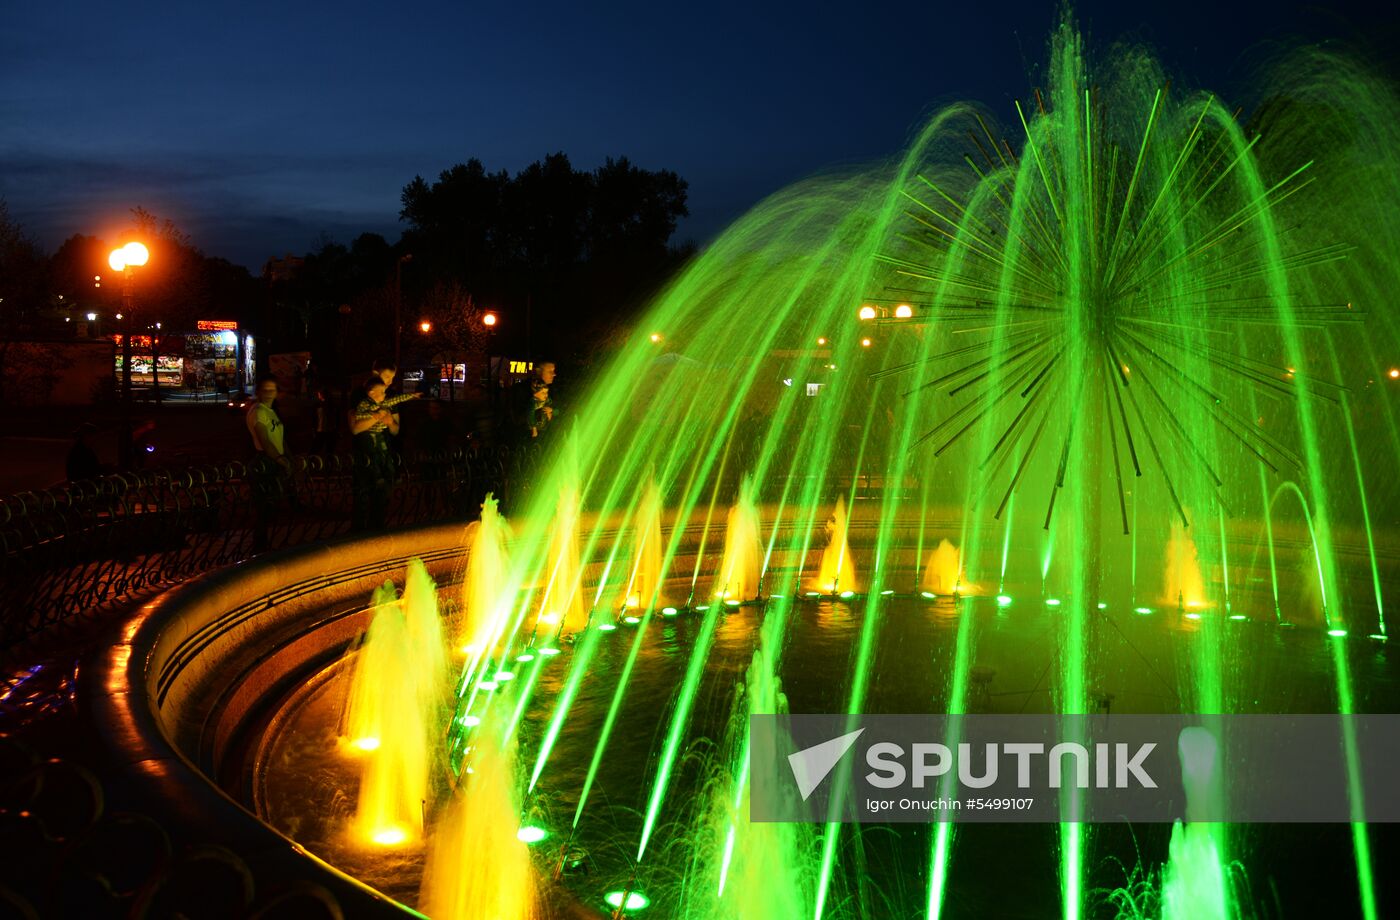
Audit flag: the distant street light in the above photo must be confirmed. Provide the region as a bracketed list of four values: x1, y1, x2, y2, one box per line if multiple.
[419, 319, 433, 334]
[649, 332, 663, 343]
[858, 305, 877, 320]
[86, 311, 97, 321]
[894, 304, 914, 319]
[482, 312, 498, 328]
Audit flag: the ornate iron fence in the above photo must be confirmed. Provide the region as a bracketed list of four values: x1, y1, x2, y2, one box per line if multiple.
[0, 445, 543, 652]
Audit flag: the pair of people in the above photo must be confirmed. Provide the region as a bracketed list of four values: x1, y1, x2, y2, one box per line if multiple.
[349, 360, 420, 531]
[245, 362, 417, 539]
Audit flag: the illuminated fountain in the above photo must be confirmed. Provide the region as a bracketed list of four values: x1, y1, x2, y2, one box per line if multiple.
[216, 14, 1400, 920]
[420, 688, 539, 920]
[460, 494, 512, 653]
[626, 480, 667, 610]
[343, 581, 433, 845]
[1164, 521, 1207, 613]
[921, 538, 969, 597]
[715, 476, 762, 601]
[813, 497, 857, 594]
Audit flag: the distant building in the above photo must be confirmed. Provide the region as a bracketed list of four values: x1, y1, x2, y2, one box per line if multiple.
[261, 254, 305, 283]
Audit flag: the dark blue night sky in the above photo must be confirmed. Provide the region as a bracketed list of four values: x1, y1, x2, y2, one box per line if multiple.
[4, 0, 1396, 269]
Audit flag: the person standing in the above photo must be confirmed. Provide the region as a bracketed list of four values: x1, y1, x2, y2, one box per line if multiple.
[246, 376, 291, 550]
[65, 423, 103, 482]
[349, 377, 398, 531]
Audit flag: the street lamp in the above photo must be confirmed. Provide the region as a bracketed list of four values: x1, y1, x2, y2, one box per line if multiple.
[110, 241, 150, 468]
[392, 253, 413, 367]
[482, 311, 498, 328]
[418, 319, 433, 334]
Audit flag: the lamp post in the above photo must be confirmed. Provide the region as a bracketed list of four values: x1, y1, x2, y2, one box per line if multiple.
[482, 311, 499, 412]
[109, 242, 149, 468]
[392, 253, 413, 368]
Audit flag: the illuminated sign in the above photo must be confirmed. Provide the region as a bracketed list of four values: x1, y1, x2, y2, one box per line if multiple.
[508, 360, 534, 374]
[196, 320, 238, 331]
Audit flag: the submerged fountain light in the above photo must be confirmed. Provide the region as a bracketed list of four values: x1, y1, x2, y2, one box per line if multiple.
[894, 303, 914, 318]
[1185, 612, 1202, 620]
[599, 623, 617, 632]
[662, 606, 678, 616]
[1135, 607, 1154, 615]
[839, 590, 855, 599]
[1328, 628, 1349, 638]
[623, 615, 641, 624]
[1045, 598, 1062, 607]
[352, 736, 381, 752]
[881, 589, 896, 595]
[371, 827, 407, 846]
[1229, 614, 1247, 621]
[1096, 602, 1108, 610]
[517, 652, 536, 662]
[997, 594, 1013, 607]
[539, 647, 561, 657]
[604, 890, 650, 912]
[920, 591, 936, 599]
[459, 715, 481, 728]
[494, 670, 516, 682]
[517, 825, 548, 844]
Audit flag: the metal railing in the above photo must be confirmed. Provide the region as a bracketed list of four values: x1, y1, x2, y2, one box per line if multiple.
[0, 445, 542, 652]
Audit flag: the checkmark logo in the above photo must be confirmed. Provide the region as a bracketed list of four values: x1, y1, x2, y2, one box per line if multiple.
[787, 728, 865, 801]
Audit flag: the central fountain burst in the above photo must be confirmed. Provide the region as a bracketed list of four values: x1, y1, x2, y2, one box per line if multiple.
[877, 23, 1360, 534]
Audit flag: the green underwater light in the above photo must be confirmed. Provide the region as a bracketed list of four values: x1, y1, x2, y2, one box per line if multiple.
[1045, 598, 1061, 607]
[623, 615, 641, 624]
[921, 591, 936, 599]
[996, 594, 1013, 607]
[1328, 628, 1349, 638]
[517, 825, 548, 844]
[604, 890, 650, 911]
[599, 623, 617, 632]
[1229, 614, 1247, 621]
[1134, 607, 1153, 615]
[539, 647, 560, 656]
[662, 607, 678, 616]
